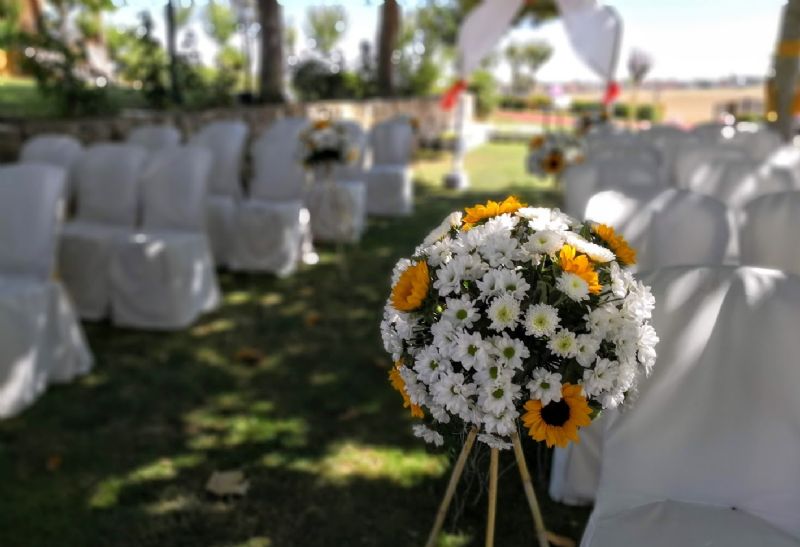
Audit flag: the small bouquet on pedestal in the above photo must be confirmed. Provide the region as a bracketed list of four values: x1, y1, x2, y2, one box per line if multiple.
[297, 119, 359, 176]
[381, 196, 658, 546]
[526, 133, 584, 179]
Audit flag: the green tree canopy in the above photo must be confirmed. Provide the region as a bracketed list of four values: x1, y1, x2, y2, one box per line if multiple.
[305, 5, 347, 57]
[205, 0, 237, 44]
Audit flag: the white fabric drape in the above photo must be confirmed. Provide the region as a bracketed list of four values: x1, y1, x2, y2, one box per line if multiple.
[555, 0, 622, 83]
[457, 0, 524, 76]
[740, 190, 800, 276]
[581, 266, 800, 545]
[366, 119, 414, 216]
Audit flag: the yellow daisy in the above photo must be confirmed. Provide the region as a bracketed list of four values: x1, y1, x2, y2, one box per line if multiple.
[463, 196, 526, 227]
[389, 363, 424, 419]
[559, 245, 602, 294]
[391, 261, 430, 312]
[593, 223, 637, 266]
[541, 151, 565, 175]
[522, 384, 592, 448]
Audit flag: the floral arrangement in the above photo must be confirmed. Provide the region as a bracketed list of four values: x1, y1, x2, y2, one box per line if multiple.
[526, 133, 584, 177]
[381, 196, 658, 450]
[297, 119, 359, 168]
[576, 111, 610, 137]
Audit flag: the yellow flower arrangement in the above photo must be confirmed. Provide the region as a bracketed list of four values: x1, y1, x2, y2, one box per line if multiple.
[389, 362, 424, 418]
[593, 223, 637, 266]
[462, 196, 526, 228]
[522, 384, 592, 448]
[313, 119, 331, 130]
[559, 245, 602, 294]
[529, 135, 545, 151]
[541, 151, 566, 175]
[391, 261, 430, 312]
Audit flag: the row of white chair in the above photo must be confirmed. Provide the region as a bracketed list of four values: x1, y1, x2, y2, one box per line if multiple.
[0, 165, 93, 418]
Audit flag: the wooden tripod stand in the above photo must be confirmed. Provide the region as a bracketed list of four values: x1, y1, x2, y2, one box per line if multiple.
[424, 428, 571, 547]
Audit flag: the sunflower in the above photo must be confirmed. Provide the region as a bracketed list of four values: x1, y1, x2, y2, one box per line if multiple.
[559, 245, 602, 294]
[391, 261, 430, 312]
[522, 384, 592, 448]
[541, 151, 565, 175]
[313, 119, 331, 130]
[462, 196, 526, 227]
[389, 363, 424, 418]
[593, 223, 637, 266]
[529, 135, 545, 151]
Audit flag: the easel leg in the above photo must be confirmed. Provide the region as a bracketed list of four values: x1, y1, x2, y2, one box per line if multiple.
[511, 432, 551, 547]
[485, 447, 499, 547]
[424, 427, 478, 547]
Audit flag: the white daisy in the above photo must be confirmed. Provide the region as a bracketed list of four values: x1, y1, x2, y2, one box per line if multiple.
[524, 304, 560, 338]
[412, 424, 444, 447]
[482, 409, 518, 436]
[476, 269, 530, 300]
[477, 433, 512, 450]
[423, 212, 462, 246]
[557, 272, 590, 302]
[430, 319, 460, 357]
[637, 323, 659, 373]
[478, 378, 521, 415]
[548, 329, 579, 358]
[433, 259, 463, 296]
[391, 258, 412, 285]
[487, 294, 521, 331]
[431, 372, 476, 420]
[563, 231, 615, 263]
[575, 334, 601, 367]
[523, 230, 564, 256]
[425, 238, 453, 267]
[490, 333, 530, 369]
[480, 233, 522, 269]
[453, 331, 490, 370]
[413, 346, 452, 385]
[443, 295, 480, 328]
[527, 368, 563, 405]
[582, 358, 618, 397]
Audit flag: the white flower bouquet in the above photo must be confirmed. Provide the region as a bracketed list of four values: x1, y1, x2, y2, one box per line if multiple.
[297, 119, 359, 168]
[526, 133, 584, 178]
[381, 196, 658, 450]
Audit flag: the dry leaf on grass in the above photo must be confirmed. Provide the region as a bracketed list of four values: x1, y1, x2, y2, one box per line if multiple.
[205, 470, 249, 497]
[234, 347, 265, 365]
[546, 531, 577, 547]
[304, 311, 322, 327]
[46, 455, 62, 472]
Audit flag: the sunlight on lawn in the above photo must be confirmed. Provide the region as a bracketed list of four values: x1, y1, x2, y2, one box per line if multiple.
[262, 441, 448, 488]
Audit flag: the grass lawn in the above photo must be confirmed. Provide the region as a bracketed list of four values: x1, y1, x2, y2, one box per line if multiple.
[0, 142, 588, 546]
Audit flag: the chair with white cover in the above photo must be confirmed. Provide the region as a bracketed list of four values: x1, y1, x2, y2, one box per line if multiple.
[563, 157, 664, 218]
[127, 124, 182, 152]
[189, 120, 249, 266]
[684, 157, 795, 210]
[229, 118, 312, 275]
[109, 146, 219, 329]
[364, 118, 414, 216]
[19, 134, 84, 199]
[305, 120, 368, 243]
[58, 144, 148, 320]
[580, 266, 800, 546]
[690, 121, 727, 142]
[551, 189, 735, 505]
[0, 165, 92, 418]
[673, 143, 745, 190]
[740, 191, 800, 276]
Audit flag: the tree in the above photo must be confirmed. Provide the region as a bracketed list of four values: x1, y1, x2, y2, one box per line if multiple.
[376, 0, 400, 96]
[305, 5, 347, 58]
[205, 0, 237, 44]
[257, 0, 284, 102]
[505, 41, 552, 95]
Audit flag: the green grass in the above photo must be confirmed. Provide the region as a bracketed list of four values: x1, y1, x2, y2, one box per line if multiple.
[0, 143, 588, 546]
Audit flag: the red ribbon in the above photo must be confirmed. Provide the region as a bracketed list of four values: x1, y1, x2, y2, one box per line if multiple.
[440, 79, 468, 111]
[603, 81, 621, 105]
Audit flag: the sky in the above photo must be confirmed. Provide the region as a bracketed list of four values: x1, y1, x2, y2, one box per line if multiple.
[111, 0, 788, 83]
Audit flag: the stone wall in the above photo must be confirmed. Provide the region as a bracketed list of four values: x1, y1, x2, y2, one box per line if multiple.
[0, 95, 474, 162]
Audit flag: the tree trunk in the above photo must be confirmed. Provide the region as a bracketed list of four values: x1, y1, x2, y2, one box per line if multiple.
[377, 0, 400, 97]
[258, 0, 285, 103]
[165, 0, 183, 105]
[775, 0, 800, 141]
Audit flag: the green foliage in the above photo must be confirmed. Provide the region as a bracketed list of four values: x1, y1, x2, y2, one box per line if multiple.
[206, 0, 238, 45]
[570, 100, 664, 122]
[505, 41, 553, 95]
[468, 69, 499, 119]
[306, 5, 347, 57]
[0, 0, 21, 48]
[291, 57, 363, 101]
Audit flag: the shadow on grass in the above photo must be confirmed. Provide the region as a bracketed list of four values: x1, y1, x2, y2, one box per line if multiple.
[0, 180, 590, 546]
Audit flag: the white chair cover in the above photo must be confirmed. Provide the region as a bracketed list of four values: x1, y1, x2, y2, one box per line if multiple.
[673, 143, 745, 189]
[581, 266, 800, 545]
[563, 157, 664, 218]
[59, 144, 148, 320]
[0, 166, 92, 418]
[229, 118, 310, 275]
[690, 121, 727, 142]
[740, 191, 800, 276]
[127, 124, 182, 152]
[366, 119, 414, 216]
[332, 120, 368, 183]
[19, 134, 84, 200]
[110, 146, 220, 329]
[684, 157, 795, 209]
[307, 180, 367, 243]
[189, 120, 248, 266]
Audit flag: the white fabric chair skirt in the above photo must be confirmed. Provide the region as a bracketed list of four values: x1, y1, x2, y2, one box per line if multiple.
[206, 195, 237, 266]
[307, 180, 367, 243]
[229, 200, 308, 276]
[549, 414, 606, 506]
[366, 165, 413, 216]
[0, 277, 92, 418]
[110, 230, 220, 330]
[58, 221, 130, 320]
